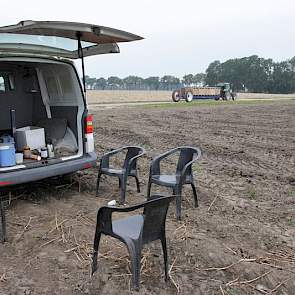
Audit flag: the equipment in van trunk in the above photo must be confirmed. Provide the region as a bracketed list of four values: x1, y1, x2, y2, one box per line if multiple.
[15, 126, 45, 151]
[10, 109, 16, 139]
[0, 135, 16, 167]
[0, 143, 15, 167]
[0, 20, 143, 242]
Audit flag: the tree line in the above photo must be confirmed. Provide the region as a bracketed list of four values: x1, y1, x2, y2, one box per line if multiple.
[85, 74, 206, 91]
[206, 55, 295, 93]
[85, 55, 295, 94]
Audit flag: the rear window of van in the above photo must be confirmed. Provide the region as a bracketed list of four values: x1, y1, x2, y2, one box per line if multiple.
[0, 73, 15, 92]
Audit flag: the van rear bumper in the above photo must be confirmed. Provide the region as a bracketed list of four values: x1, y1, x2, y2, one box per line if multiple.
[0, 152, 97, 187]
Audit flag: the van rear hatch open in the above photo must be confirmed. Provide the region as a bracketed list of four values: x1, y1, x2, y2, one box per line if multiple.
[0, 20, 143, 184]
[0, 20, 143, 58]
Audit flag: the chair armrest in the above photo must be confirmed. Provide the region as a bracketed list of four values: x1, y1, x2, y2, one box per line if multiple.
[96, 195, 173, 235]
[180, 148, 202, 181]
[150, 147, 180, 175]
[103, 195, 173, 214]
[96, 202, 147, 234]
[107, 202, 147, 213]
[126, 149, 146, 172]
[100, 146, 128, 168]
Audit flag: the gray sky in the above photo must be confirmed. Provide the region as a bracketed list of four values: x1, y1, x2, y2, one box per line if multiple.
[1, 0, 295, 78]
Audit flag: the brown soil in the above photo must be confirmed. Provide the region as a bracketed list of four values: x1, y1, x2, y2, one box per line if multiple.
[1, 100, 295, 294]
[86, 90, 295, 104]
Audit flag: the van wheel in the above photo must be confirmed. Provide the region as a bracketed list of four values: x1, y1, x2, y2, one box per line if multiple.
[185, 91, 193, 102]
[172, 90, 181, 102]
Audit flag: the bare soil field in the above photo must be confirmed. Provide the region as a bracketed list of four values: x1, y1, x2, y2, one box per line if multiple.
[1, 100, 295, 294]
[87, 90, 295, 105]
[87, 90, 171, 104]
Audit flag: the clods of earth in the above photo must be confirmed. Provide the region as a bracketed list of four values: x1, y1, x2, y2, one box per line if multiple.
[0, 100, 295, 294]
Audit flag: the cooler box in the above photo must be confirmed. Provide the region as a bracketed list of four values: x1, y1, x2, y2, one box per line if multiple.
[0, 143, 16, 167]
[15, 126, 45, 151]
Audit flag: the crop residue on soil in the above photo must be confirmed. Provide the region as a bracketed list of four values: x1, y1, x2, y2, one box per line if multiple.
[0, 100, 295, 294]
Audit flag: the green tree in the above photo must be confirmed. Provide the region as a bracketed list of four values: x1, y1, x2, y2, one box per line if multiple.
[205, 60, 221, 85]
[182, 74, 194, 86]
[269, 60, 295, 93]
[205, 56, 274, 92]
[95, 77, 107, 90]
[193, 73, 206, 86]
[123, 76, 144, 90]
[85, 75, 97, 90]
[123, 76, 134, 90]
[161, 75, 180, 90]
[144, 76, 160, 90]
[133, 76, 144, 89]
[107, 76, 122, 89]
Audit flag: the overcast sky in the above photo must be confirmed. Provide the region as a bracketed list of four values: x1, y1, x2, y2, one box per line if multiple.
[1, 0, 295, 78]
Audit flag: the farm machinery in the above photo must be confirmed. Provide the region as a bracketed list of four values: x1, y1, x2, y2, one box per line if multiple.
[172, 83, 236, 102]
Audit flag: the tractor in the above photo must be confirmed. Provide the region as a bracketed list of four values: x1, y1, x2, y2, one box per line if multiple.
[172, 82, 236, 102]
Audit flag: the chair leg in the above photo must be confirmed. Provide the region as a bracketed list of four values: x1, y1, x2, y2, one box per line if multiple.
[160, 235, 168, 281]
[92, 231, 101, 275]
[0, 199, 6, 243]
[119, 175, 127, 204]
[173, 186, 182, 221]
[126, 241, 141, 291]
[191, 182, 198, 208]
[147, 178, 152, 200]
[96, 171, 102, 196]
[134, 175, 140, 193]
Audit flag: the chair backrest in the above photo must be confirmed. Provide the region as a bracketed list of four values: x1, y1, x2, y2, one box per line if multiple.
[176, 147, 200, 176]
[142, 195, 174, 243]
[123, 146, 144, 170]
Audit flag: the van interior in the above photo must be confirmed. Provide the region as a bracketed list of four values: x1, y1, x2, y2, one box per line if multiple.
[0, 58, 85, 171]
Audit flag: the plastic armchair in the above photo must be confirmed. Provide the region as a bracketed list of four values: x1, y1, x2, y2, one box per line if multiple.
[96, 146, 145, 204]
[147, 146, 201, 220]
[91, 195, 174, 290]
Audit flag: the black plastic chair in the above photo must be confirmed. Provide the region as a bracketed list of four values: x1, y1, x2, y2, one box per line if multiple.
[91, 195, 174, 291]
[147, 146, 201, 221]
[96, 146, 145, 204]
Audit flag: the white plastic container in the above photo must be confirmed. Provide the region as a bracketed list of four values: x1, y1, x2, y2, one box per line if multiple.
[15, 126, 45, 151]
[15, 153, 24, 164]
[41, 147, 48, 159]
[107, 200, 117, 206]
[47, 144, 54, 158]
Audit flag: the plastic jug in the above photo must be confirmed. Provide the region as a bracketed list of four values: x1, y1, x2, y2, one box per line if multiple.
[0, 134, 14, 144]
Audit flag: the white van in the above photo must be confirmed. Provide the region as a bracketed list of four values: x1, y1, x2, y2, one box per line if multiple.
[0, 20, 142, 187]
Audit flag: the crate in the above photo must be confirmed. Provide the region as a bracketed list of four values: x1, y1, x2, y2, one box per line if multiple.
[15, 126, 45, 151]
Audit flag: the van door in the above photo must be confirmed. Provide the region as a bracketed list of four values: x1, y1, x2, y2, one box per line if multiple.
[0, 20, 143, 59]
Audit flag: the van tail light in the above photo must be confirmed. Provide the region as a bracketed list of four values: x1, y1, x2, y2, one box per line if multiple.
[0, 181, 13, 186]
[85, 114, 95, 153]
[85, 115, 94, 134]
